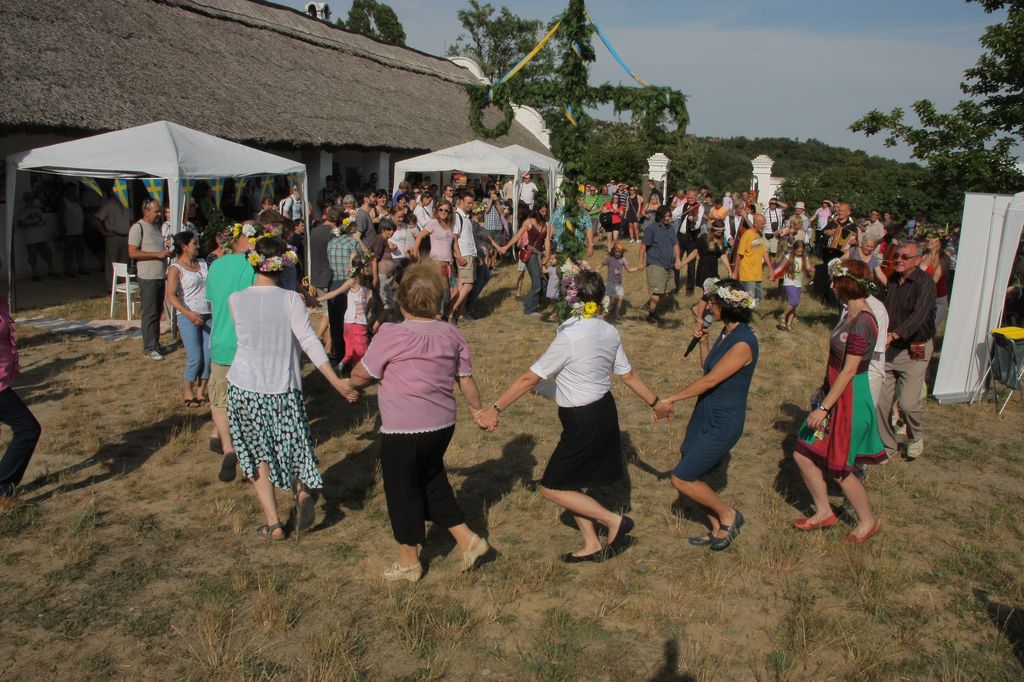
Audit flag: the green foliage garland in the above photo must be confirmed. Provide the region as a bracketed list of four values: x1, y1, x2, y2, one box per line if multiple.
[464, 0, 688, 213]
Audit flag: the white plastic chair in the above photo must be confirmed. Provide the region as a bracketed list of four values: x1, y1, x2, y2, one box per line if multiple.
[109, 262, 140, 320]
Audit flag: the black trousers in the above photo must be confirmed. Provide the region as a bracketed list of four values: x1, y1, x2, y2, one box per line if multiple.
[0, 388, 41, 494]
[676, 232, 698, 292]
[380, 426, 464, 546]
[326, 279, 348, 364]
[138, 278, 165, 354]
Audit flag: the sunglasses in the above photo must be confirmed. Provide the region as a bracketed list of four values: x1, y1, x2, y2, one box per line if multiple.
[895, 253, 918, 260]
[436, 208, 450, 213]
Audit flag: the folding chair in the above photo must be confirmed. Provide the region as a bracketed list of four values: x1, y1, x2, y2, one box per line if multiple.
[975, 327, 1024, 415]
[109, 262, 139, 320]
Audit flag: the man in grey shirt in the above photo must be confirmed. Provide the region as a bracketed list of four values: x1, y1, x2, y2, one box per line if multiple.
[353, 193, 377, 250]
[128, 198, 172, 360]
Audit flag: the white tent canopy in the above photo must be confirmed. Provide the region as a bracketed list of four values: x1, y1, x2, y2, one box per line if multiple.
[933, 192, 1024, 404]
[392, 140, 560, 228]
[5, 121, 309, 310]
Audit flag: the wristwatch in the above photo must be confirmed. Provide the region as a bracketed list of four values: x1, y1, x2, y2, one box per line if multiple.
[811, 401, 829, 412]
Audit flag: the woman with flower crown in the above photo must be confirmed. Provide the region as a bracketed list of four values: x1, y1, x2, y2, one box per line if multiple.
[226, 235, 352, 540]
[790, 258, 886, 545]
[479, 270, 662, 563]
[651, 278, 759, 551]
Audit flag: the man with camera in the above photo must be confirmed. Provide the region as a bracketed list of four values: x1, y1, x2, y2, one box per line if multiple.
[764, 197, 787, 258]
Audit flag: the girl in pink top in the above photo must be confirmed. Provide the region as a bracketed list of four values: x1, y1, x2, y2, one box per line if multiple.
[318, 254, 372, 371]
[343, 264, 491, 583]
[0, 296, 41, 503]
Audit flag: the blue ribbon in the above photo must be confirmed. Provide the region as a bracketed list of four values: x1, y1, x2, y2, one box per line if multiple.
[586, 9, 651, 88]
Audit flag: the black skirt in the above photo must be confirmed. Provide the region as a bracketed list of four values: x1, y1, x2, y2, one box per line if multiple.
[541, 391, 623, 490]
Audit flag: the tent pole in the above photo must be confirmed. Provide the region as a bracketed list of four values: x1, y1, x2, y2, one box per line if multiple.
[301, 173, 312, 271]
[5, 162, 18, 313]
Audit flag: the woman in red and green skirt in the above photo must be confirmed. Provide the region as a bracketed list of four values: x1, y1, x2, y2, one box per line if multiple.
[791, 258, 886, 544]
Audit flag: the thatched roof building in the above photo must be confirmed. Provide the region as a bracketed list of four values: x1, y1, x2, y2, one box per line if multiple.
[0, 0, 548, 154]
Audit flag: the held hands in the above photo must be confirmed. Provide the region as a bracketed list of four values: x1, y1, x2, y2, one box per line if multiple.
[336, 377, 360, 404]
[472, 406, 499, 432]
[652, 399, 674, 422]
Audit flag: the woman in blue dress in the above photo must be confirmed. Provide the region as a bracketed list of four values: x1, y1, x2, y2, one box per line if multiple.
[653, 279, 759, 550]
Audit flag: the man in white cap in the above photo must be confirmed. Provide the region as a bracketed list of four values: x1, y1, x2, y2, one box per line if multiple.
[793, 201, 812, 247]
[519, 173, 539, 210]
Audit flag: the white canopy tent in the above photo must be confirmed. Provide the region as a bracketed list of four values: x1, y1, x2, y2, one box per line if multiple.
[5, 121, 308, 311]
[391, 140, 560, 229]
[933, 192, 1024, 404]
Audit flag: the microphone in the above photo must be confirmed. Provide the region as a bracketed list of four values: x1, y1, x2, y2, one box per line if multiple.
[684, 312, 715, 357]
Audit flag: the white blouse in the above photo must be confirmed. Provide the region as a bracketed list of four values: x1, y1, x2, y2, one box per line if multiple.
[529, 317, 632, 408]
[226, 287, 329, 394]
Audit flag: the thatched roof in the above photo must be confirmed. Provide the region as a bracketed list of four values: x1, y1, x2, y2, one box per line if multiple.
[0, 0, 548, 154]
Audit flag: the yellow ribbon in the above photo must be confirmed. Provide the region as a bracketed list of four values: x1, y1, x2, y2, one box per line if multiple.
[499, 20, 561, 84]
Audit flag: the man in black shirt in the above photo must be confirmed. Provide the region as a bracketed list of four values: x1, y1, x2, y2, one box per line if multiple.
[876, 239, 937, 460]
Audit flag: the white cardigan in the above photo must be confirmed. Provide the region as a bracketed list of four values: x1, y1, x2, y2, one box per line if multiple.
[226, 286, 328, 394]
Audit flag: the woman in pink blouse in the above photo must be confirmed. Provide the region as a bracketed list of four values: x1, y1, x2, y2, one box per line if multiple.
[0, 296, 41, 505]
[412, 199, 457, 307]
[344, 264, 491, 582]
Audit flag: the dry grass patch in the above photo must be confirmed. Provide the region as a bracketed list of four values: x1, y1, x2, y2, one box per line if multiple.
[1, 256, 1023, 679]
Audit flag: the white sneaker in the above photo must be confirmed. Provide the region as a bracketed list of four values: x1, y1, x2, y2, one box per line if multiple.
[382, 561, 422, 583]
[906, 439, 924, 459]
[895, 422, 907, 437]
[146, 351, 164, 361]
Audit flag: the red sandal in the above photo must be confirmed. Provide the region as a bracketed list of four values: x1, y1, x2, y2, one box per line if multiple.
[844, 522, 880, 544]
[792, 514, 838, 531]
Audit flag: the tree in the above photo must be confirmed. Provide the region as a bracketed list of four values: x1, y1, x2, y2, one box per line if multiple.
[448, 1, 557, 84]
[337, 0, 406, 46]
[851, 0, 1023, 196]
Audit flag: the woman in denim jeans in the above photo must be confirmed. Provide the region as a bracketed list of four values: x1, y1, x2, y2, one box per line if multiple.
[166, 231, 212, 406]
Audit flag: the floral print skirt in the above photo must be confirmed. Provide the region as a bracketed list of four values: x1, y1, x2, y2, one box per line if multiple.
[227, 385, 323, 490]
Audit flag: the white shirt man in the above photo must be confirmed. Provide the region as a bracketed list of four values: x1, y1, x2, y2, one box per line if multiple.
[448, 191, 478, 321]
[281, 188, 304, 221]
[519, 174, 539, 209]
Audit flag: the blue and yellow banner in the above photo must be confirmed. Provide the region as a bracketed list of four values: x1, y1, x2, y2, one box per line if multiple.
[180, 178, 195, 209]
[260, 176, 275, 202]
[79, 177, 103, 198]
[112, 178, 130, 208]
[209, 177, 225, 211]
[142, 178, 164, 205]
[233, 177, 248, 205]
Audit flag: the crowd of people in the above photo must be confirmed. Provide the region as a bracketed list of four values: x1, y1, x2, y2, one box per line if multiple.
[0, 168, 968, 580]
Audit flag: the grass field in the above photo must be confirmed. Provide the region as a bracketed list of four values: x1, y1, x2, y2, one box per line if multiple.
[1, 254, 1022, 681]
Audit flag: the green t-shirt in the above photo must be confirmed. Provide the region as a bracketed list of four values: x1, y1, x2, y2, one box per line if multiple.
[583, 194, 610, 217]
[206, 253, 256, 366]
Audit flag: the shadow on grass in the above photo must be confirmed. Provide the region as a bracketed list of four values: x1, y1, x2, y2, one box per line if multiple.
[313, 404, 382, 531]
[13, 354, 85, 405]
[649, 639, 698, 682]
[771, 402, 817, 516]
[419, 434, 538, 568]
[22, 413, 194, 503]
[449, 433, 538, 536]
[973, 588, 1024, 668]
[474, 284, 514, 317]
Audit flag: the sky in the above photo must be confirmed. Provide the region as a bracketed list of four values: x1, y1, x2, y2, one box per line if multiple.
[280, 0, 1002, 162]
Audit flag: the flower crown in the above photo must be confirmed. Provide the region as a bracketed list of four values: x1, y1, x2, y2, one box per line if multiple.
[331, 217, 354, 238]
[827, 258, 877, 295]
[701, 278, 757, 310]
[231, 222, 263, 240]
[246, 242, 300, 273]
[350, 250, 372, 273]
[569, 296, 611, 320]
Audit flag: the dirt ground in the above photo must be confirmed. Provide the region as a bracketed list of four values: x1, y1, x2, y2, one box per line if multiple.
[1, 256, 1022, 681]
